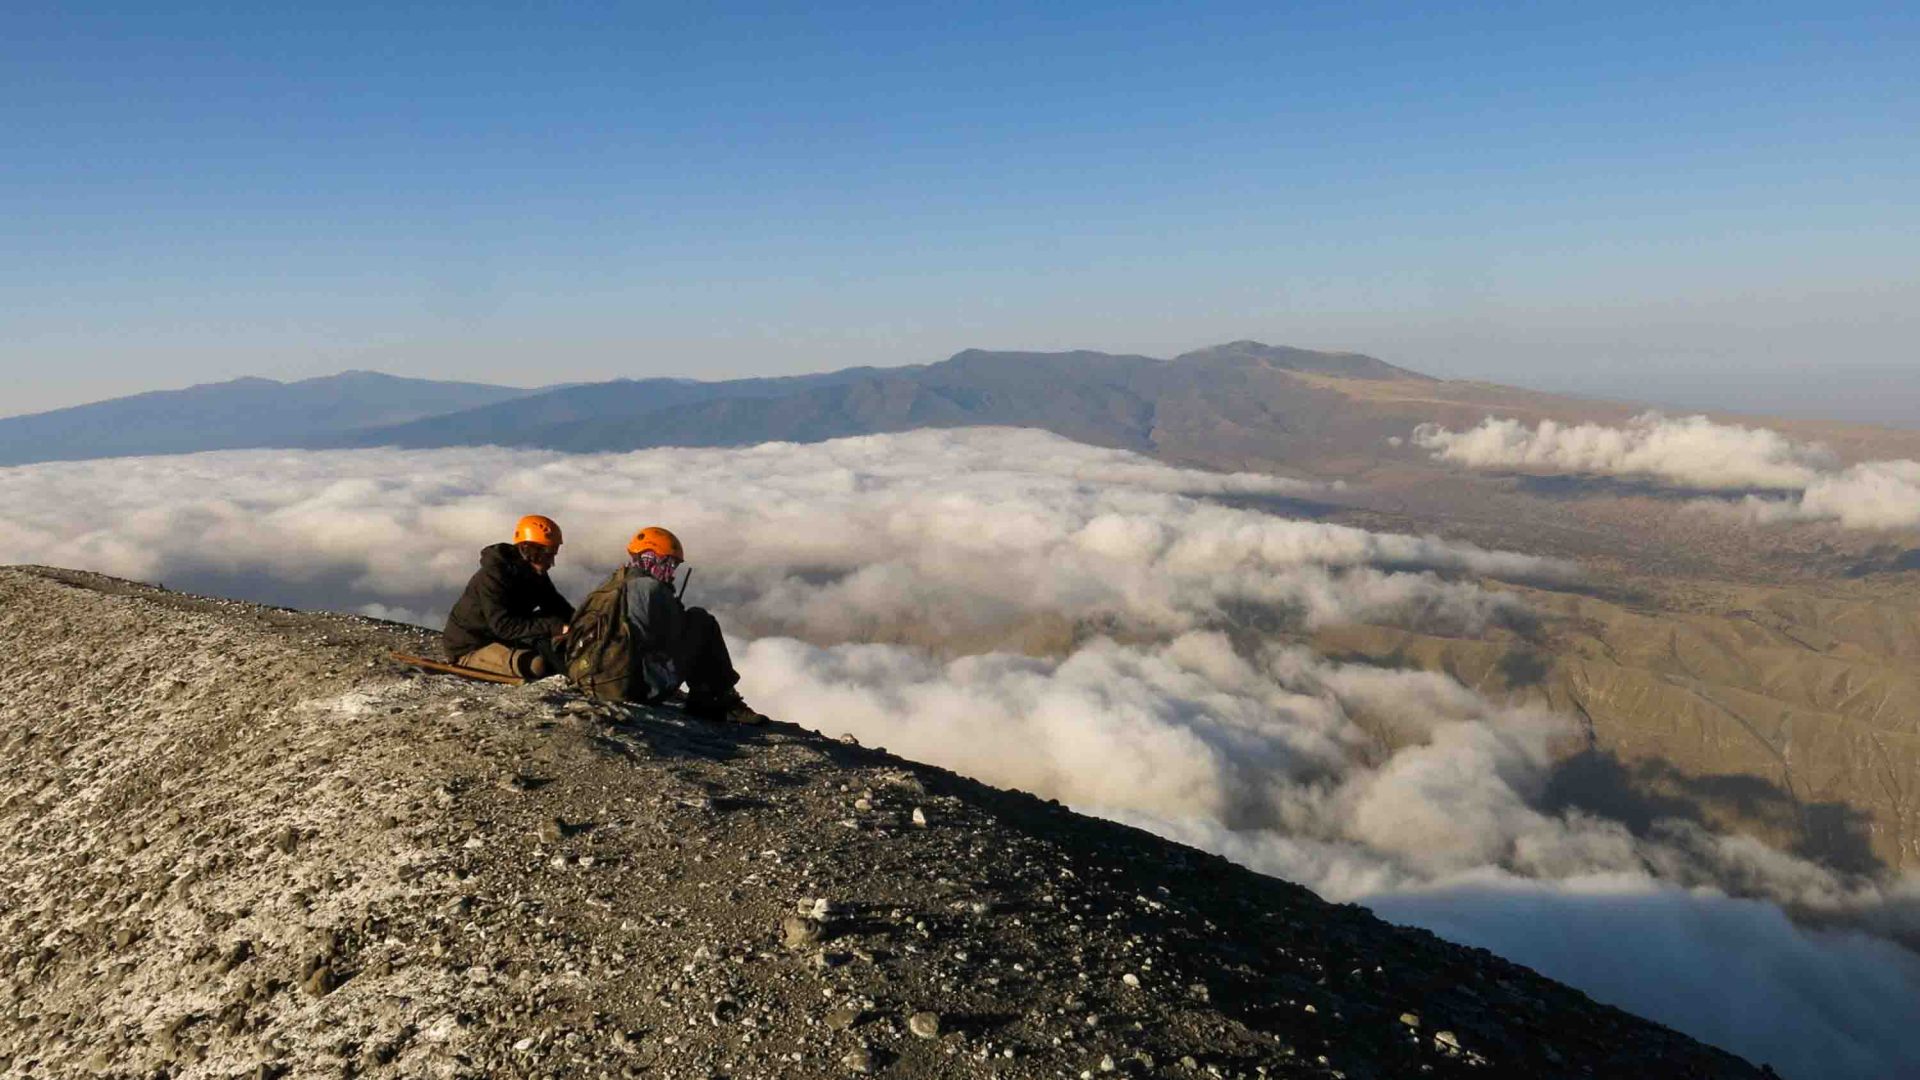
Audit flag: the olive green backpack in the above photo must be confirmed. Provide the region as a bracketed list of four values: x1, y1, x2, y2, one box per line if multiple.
[565, 567, 635, 701]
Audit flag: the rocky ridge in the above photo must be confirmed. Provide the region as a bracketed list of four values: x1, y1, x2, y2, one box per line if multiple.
[0, 566, 1771, 1078]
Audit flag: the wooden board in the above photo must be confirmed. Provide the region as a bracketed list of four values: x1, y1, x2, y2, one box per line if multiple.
[389, 651, 527, 685]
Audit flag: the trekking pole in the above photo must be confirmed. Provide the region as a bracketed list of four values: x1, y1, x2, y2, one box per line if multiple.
[677, 566, 694, 602]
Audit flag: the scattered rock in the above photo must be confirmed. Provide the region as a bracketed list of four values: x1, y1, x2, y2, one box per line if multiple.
[301, 964, 339, 998]
[908, 1011, 941, 1039]
[782, 915, 824, 949]
[216, 939, 253, 974]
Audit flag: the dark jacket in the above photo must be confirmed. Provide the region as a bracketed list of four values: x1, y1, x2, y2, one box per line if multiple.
[444, 543, 575, 658]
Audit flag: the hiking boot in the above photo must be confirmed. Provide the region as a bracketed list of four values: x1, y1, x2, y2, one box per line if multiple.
[685, 689, 767, 725]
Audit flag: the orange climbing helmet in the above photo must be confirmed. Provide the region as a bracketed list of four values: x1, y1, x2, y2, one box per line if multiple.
[626, 526, 684, 562]
[513, 514, 563, 549]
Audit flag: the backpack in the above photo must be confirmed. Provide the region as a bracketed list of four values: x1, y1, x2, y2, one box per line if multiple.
[565, 567, 636, 701]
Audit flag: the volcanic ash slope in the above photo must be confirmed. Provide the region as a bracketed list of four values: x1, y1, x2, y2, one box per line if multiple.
[0, 566, 1768, 1079]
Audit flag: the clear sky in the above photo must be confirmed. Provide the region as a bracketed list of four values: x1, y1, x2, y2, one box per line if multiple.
[5, 2, 1917, 419]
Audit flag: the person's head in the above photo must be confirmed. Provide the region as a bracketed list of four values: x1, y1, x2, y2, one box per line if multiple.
[627, 526, 684, 583]
[513, 514, 563, 573]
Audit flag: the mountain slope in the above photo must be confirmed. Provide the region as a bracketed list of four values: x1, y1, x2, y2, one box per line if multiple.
[0, 372, 540, 465]
[320, 367, 893, 450]
[331, 342, 1421, 457]
[0, 565, 1768, 1079]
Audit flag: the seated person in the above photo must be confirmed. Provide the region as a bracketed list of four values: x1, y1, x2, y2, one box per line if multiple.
[444, 514, 574, 679]
[620, 526, 764, 724]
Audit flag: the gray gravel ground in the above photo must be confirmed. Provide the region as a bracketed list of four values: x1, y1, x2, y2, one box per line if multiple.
[0, 566, 1773, 1079]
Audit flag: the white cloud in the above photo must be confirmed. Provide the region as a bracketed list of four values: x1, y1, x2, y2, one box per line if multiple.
[1413, 413, 1920, 530]
[0, 428, 1571, 641]
[3, 426, 1914, 1078]
[1413, 413, 1834, 490]
[1718, 459, 1920, 530]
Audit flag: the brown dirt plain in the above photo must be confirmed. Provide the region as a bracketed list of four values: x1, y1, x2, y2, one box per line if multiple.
[0, 567, 1770, 1079]
[1186, 371, 1920, 876]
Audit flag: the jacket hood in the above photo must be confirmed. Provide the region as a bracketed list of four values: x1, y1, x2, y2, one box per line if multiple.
[480, 542, 523, 570]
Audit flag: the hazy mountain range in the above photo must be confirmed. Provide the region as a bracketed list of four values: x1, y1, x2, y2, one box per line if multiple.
[0, 370, 539, 466]
[0, 342, 1424, 467]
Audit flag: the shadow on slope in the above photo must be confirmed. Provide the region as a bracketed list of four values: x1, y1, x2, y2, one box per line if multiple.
[1543, 750, 1886, 878]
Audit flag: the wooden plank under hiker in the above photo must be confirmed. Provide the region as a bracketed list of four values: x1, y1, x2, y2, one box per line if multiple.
[389, 651, 527, 685]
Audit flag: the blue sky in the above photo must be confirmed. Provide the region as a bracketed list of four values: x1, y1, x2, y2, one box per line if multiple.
[4, 2, 1917, 418]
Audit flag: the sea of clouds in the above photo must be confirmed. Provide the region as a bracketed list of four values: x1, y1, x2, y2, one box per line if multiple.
[3, 427, 1916, 1078]
[1412, 413, 1920, 529]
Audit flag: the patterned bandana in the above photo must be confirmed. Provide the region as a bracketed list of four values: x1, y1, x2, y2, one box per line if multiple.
[635, 551, 681, 585]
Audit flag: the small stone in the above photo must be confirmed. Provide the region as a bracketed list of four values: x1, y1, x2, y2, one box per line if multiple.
[540, 817, 568, 842]
[854, 797, 873, 813]
[710, 998, 740, 1025]
[1100, 1054, 1117, 1072]
[301, 965, 338, 998]
[216, 940, 253, 974]
[908, 1011, 941, 1039]
[1399, 1012, 1421, 1028]
[513, 1036, 535, 1052]
[825, 1006, 864, 1031]
[910, 807, 928, 828]
[782, 915, 824, 949]
[1435, 1030, 1462, 1052]
[841, 1047, 874, 1073]
[1121, 973, 1141, 988]
[810, 898, 835, 921]
[274, 827, 298, 854]
[838, 733, 860, 745]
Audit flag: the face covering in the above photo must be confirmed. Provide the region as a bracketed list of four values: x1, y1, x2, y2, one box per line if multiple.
[635, 551, 681, 586]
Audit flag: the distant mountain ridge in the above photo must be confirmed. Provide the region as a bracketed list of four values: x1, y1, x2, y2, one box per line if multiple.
[0, 371, 542, 466]
[324, 341, 1433, 461]
[0, 342, 1431, 466]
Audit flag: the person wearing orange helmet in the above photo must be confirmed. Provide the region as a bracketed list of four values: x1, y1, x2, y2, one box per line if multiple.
[615, 525, 763, 723]
[443, 514, 576, 679]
